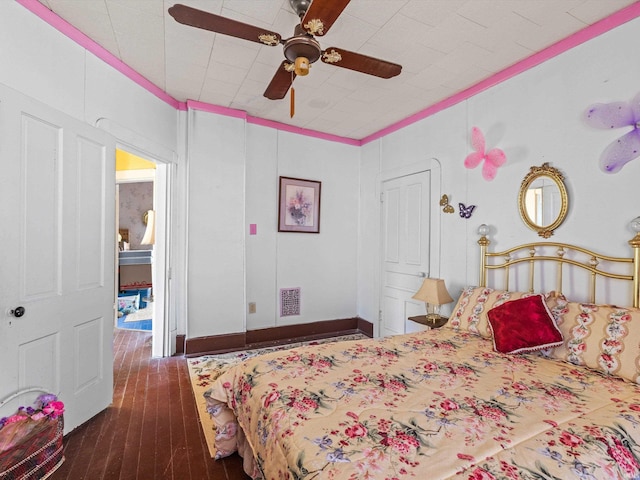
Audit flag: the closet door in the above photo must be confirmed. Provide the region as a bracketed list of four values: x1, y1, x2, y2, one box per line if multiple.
[0, 85, 116, 432]
[380, 170, 431, 336]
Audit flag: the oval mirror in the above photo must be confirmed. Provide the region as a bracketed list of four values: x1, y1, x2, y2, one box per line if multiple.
[518, 163, 568, 238]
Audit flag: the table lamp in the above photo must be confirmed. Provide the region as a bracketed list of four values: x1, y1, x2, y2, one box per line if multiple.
[412, 278, 453, 326]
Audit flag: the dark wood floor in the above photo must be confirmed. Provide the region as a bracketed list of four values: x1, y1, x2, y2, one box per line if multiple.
[51, 329, 250, 480]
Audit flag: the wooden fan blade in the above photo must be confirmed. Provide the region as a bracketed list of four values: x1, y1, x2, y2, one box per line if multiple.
[264, 61, 296, 100]
[321, 48, 401, 78]
[301, 0, 351, 36]
[168, 4, 281, 46]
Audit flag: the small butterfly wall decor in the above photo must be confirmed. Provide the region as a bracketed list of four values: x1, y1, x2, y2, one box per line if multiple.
[459, 203, 476, 219]
[440, 194, 454, 214]
[584, 91, 640, 174]
[464, 127, 506, 181]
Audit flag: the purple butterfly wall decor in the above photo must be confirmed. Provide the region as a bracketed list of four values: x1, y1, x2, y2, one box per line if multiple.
[459, 203, 476, 219]
[584, 92, 640, 174]
[464, 127, 506, 181]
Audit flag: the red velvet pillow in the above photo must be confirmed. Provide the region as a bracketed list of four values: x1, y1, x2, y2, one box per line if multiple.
[487, 294, 563, 354]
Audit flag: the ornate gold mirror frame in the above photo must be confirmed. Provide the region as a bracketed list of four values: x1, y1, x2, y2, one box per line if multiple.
[518, 163, 568, 238]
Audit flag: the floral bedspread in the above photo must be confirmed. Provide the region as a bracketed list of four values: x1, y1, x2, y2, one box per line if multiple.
[206, 328, 640, 480]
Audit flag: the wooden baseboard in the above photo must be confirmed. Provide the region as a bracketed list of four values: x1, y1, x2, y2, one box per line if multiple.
[357, 317, 374, 337]
[184, 317, 373, 357]
[184, 332, 246, 356]
[175, 334, 185, 355]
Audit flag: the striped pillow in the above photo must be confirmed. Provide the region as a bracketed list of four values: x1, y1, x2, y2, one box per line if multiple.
[448, 286, 534, 338]
[550, 302, 640, 384]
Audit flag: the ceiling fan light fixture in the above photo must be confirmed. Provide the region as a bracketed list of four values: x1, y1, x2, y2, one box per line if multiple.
[294, 56, 310, 76]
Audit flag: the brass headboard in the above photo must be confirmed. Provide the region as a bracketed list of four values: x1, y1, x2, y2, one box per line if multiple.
[477, 221, 640, 308]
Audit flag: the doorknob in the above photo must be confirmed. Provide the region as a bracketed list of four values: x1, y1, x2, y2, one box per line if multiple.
[417, 272, 426, 278]
[9, 306, 25, 318]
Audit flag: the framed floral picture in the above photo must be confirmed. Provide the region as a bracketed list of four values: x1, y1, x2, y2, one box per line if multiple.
[278, 176, 321, 233]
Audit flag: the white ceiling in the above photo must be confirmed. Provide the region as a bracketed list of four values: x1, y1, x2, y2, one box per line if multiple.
[34, 0, 636, 140]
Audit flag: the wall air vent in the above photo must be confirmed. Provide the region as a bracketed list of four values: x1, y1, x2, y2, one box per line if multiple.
[280, 287, 301, 317]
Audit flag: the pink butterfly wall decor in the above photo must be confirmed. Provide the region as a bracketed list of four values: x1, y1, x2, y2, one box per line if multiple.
[464, 127, 506, 181]
[584, 92, 640, 174]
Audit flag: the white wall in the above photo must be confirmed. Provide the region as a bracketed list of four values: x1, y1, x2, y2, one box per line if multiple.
[0, 2, 177, 154]
[185, 115, 360, 339]
[270, 131, 360, 328]
[188, 118, 361, 339]
[359, 16, 640, 322]
[357, 141, 382, 328]
[186, 110, 246, 338]
[245, 125, 279, 330]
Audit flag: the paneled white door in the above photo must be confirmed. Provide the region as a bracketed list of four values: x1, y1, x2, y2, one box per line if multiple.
[0, 85, 115, 432]
[380, 171, 431, 336]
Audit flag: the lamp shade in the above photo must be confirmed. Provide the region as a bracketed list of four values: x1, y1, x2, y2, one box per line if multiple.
[141, 210, 155, 245]
[412, 278, 453, 306]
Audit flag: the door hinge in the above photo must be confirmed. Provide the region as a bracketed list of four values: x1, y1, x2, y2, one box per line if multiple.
[378, 309, 383, 322]
[380, 192, 384, 203]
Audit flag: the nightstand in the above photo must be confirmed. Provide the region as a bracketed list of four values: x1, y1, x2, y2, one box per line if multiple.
[408, 315, 448, 329]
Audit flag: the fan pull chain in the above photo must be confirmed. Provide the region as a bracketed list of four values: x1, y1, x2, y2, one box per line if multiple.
[290, 87, 295, 118]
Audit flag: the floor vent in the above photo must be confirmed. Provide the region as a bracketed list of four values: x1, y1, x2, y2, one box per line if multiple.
[280, 288, 301, 317]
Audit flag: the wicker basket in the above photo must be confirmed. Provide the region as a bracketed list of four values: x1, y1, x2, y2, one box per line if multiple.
[0, 390, 64, 480]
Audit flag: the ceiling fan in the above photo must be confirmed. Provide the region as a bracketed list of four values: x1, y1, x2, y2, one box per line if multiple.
[168, 0, 402, 101]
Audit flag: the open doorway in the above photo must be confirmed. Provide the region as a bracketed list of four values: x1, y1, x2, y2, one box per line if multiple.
[116, 150, 155, 331]
[115, 149, 167, 356]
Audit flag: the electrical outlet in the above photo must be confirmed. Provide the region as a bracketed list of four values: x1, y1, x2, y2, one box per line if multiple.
[248, 302, 256, 314]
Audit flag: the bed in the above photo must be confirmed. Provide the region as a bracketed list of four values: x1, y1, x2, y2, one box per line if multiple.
[204, 224, 640, 479]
